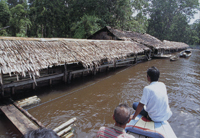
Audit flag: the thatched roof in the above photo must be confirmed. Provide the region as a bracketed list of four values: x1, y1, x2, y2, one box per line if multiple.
[0, 37, 147, 82]
[103, 26, 164, 49]
[96, 26, 189, 50]
[163, 40, 189, 50]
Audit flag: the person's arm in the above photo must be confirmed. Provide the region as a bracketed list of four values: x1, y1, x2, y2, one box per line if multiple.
[131, 102, 144, 120]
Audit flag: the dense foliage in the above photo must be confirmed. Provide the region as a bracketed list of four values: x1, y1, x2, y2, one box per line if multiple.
[147, 0, 200, 44]
[0, 0, 199, 44]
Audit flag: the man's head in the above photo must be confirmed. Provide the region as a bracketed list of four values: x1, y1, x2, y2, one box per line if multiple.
[147, 66, 160, 82]
[113, 104, 131, 126]
[22, 128, 59, 138]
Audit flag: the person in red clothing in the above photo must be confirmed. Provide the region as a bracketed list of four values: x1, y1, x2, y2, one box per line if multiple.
[96, 104, 135, 138]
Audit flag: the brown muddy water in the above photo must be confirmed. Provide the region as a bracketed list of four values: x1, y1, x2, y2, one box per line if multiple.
[0, 50, 199, 138]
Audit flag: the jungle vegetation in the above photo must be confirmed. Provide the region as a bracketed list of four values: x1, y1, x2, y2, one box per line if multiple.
[0, 0, 199, 45]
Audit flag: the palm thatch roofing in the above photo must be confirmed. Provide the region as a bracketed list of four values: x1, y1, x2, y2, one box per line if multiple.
[163, 40, 189, 50]
[0, 37, 149, 83]
[90, 26, 189, 50]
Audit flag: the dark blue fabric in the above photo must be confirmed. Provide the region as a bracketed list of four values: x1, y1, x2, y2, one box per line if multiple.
[132, 102, 148, 118]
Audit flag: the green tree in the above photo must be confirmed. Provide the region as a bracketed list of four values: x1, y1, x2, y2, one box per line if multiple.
[188, 19, 200, 44]
[0, 0, 11, 36]
[28, 0, 68, 37]
[68, 0, 148, 37]
[71, 14, 101, 38]
[9, 3, 31, 37]
[147, 0, 199, 42]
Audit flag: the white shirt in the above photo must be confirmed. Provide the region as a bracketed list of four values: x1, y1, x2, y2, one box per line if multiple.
[140, 81, 172, 122]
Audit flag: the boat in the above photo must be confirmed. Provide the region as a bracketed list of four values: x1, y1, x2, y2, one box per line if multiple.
[153, 54, 172, 59]
[179, 50, 192, 58]
[125, 114, 177, 138]
[170, 55, 179, 61]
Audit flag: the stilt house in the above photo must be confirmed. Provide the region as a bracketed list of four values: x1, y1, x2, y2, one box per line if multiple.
[0, 37, 149, 97]
[88, 26, 189, 56]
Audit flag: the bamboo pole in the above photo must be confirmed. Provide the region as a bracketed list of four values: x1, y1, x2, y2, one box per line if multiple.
[57, 126, 72, 137]
[53, 117, 76, 133]
[63, 132, 74, 138]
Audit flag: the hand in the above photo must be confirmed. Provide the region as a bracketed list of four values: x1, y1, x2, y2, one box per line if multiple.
[130, 115, 135, 120]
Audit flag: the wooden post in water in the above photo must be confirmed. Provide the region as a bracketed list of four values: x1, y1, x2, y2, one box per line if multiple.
[63, 64, 68, 83]
[11, 87, 15, 95]
[49, 79, 52, 86]
[1, 71, 4, 96]
[92, 63, 96, 75]
[68, 72, 72, 84]
[135, 54, 138, 63]
[33, 83, 36, 90]
[113, 59, 116, 69]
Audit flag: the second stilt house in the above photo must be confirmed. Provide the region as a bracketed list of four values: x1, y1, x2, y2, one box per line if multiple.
[88, 26, 189, 57]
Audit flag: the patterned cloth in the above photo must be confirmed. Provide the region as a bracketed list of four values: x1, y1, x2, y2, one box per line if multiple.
[96, 126, 135, 138]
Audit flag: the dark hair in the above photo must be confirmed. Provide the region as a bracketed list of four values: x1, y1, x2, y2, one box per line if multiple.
[147, 66, 160, 82]
[114, 104, 130, 125]
[21, 128, 59, 138]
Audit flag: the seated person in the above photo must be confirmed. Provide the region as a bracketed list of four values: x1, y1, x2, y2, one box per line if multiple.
[131, 66, 172, 122]
[96, 104, 135, 138]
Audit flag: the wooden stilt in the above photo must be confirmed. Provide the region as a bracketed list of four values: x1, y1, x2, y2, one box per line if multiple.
[114, 59, 116, 69]
[72, 74, 75, 80]
[33, 83, 35, 90]
[81, 72, 84, 78]
[63, 64, 68, 83]
[1, 71, 4, 96]
[49, 79, 52, 85]
[68, 72, 72, 84]
[135, 54, 138, 62]
[106, 66, 109, 72]
[1, 85, 4, 97]
[92, 64, 96, 75]
[12, 87, 15, 95]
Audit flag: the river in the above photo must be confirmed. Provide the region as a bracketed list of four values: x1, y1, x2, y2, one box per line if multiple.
[0, 49, 199, 138]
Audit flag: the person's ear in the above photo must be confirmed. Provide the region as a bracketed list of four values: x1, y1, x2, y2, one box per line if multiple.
[147, 75, 151, 82]
[112, 114, 115, 120]
[127, 117, 131, 123]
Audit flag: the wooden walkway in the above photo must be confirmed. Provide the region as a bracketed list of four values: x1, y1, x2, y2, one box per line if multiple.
[0, 104, 40, 135]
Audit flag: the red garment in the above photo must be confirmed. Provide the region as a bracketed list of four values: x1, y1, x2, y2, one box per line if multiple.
[96, 126, 135, 138]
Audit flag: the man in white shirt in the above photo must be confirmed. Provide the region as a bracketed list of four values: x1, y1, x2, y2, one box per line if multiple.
[131, 66, 172, 122]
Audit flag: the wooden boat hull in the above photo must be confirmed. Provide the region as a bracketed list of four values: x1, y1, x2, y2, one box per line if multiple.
[125, 114, 177, 138]
[170, 55, 179, 61]
[180, 50, 192, 58]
